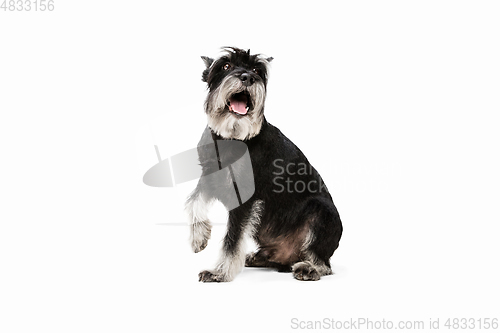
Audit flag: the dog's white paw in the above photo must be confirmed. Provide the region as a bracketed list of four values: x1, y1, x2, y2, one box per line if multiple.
[190, 221, 212, 253]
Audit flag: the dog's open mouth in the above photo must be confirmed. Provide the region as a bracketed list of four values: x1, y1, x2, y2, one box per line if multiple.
[228, 91, 252, 115]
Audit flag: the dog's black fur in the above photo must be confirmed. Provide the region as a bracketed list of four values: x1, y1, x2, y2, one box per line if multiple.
[186, 47, 342, 282]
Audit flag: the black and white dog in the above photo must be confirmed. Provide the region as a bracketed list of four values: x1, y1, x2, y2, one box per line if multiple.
[186, 47, 342, 282]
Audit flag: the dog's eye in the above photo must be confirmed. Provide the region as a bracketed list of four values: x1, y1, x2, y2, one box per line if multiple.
[252, 68, 260, 75]
[223, 63, 231, 70]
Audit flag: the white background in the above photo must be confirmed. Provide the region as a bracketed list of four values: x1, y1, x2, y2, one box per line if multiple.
[1, 1, 499, 332]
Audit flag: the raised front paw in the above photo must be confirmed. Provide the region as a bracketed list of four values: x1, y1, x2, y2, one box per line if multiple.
[198, 270, 228, 283]
[190, 221, 212, 253]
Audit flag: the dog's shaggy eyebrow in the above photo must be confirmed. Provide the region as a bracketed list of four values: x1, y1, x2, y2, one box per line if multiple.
[217, 56, 231, 63]
[223, 55, 270, 67]
[220, 47, 270, 64]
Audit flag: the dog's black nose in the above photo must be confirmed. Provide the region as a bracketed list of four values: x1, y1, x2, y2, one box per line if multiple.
[240, 73, 255, 86]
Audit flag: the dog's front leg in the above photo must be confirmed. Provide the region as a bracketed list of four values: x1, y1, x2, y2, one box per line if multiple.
[199, 200, 262, 282]
[198, 212, 246, 282]
[185, 188, 213, 253]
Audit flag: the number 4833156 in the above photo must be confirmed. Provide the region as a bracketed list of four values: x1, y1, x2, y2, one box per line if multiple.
[444, 318, 498, 330]
[1, 0, 55, 11]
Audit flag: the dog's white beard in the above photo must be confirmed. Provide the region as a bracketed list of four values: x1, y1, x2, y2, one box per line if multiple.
[207, 112, 263, 141]
[206, 76, 266, 141]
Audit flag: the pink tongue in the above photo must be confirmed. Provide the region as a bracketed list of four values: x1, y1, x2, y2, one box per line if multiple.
[229, 98, 247, 115]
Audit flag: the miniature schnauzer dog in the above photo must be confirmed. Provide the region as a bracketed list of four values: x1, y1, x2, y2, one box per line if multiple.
[186, 47, 342, 282]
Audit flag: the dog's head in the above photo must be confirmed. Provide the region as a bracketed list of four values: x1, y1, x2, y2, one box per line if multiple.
[201, 47, 273, 141]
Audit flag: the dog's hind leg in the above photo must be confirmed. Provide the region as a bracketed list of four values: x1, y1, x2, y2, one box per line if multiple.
[292, 197, 343, 281]
[245, 250, 292, 273]
[199, 200, 263, 282]
[245, 250, 292, 272]
[245, 250, 269, 267]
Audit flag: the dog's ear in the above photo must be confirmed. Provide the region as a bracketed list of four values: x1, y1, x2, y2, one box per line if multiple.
[266, 57, 274, 63]
[202, 68, 210, 83]
[201, 56, 214, 83]
[201, 56, 214, 68]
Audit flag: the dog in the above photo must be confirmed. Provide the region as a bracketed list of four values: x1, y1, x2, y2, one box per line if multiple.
[185, 47, 342, 282]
